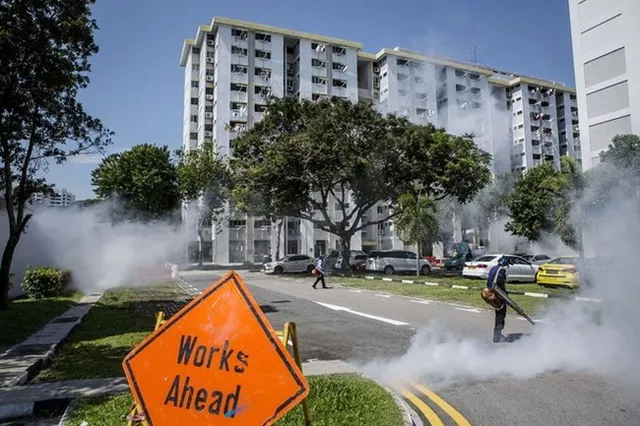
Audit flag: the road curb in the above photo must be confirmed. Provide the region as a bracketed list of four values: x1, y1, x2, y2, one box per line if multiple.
[380, 384, 423, 426]
[335, 274, 602, 303]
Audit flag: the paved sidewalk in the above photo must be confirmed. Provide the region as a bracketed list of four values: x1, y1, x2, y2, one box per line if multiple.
[0, 293, 103, 388]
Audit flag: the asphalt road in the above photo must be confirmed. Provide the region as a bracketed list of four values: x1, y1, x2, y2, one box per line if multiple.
[179, 271, 640, 426]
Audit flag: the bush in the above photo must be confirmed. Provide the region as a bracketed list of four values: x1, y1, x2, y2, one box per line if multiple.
[22, 266, 72, 299]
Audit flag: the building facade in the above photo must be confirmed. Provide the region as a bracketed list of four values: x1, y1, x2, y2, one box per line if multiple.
[568, 0, 640, 170]
[32, 189, 76, 207]
[180, 17, 581, 263]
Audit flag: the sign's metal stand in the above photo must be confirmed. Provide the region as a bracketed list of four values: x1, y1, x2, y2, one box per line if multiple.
[126, 312, 166, 426]
[276, 322, 311, 426]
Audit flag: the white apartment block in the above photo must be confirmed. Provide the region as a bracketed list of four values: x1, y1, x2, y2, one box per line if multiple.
[180, 17, 582, 263]
[31, 188, 76, 207]
[568, 0, 640, 170]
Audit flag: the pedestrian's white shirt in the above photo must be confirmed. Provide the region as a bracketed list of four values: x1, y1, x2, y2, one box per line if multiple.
[315, 258, 324, 274]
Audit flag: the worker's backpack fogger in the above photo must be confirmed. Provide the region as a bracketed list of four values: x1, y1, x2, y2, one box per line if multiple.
[481, 267, 536, 326]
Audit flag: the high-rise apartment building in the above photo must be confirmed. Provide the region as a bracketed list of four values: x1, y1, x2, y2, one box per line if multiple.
[32, 188, 76, 207]
[180, 17, 581, 263]
[568, 0, 640, 170]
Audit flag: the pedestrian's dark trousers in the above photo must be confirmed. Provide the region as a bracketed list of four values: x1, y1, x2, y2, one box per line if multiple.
[313, 273, 326, 288]
[494, 283, 507, 334]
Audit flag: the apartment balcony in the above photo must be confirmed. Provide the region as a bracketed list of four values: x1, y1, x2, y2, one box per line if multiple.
[229, 228, 246, 241]
[531, 145, 542, 155]
[254, 73, 270, 86]
[230, 108, 248, 120]
[231, 54, 249, 66]
[230, 91, 248, 103]
[332, 86, 347, 98]
[255, 39, 271, 52]
[254, 56, 271, 68]
[312, 66, 327, 77]
[230, 73, 248, 84]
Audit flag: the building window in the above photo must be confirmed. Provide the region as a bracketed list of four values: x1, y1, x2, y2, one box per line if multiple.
[312, 76, 326, 85]
[231, 83, 247, 93]
[231, 64, 248, 74]
[205, 105, 213, 112]
[204, 124, 213, 132]
[231, 46, 248, 56]
[231, 28, 248, 39]
[206, 88, 213, 95]
[190, 115, 197, 123]
[191, 81, 199, 88]
[190, 98, 198, 105]
[190, 132, 197, 140]
[255, 49, 271, 60]
[311, 58, 326, 68]
[332, 46, 346, 56]
[192, 47, 200, 54]
[332, 62, 347, 72]
[255, 32, 271, 42]
[332, 79, 347, 88]
[255, 104, 267, 112]
[192, 64, 199, 71]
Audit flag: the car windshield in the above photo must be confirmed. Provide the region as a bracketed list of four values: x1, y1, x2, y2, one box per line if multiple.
[521, 255, 534, 261]
[475, 255, 497, 262]
[549, 257, 579, 265]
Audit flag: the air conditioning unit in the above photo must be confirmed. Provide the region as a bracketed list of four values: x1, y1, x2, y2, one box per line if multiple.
[374, 82, 380, 89]
[205, 94, 214, 101]
[206, 57, 214, 64]
[205, 112, 214, 119]
[206, 75, 214, 82]
[204, 131, 213, 137]
[373, 67, 379, 73]
[207, 40, 215, 46]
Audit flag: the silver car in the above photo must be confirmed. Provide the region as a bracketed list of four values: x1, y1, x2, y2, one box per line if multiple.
[366, 250, 432, 275]
[263, 255, 316, 274]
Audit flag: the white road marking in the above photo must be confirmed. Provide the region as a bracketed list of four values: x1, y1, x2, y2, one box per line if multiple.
[423, 282, 439, 286]
[452, 285, 469, 289]
[455, 307, 481, 313]
[313, 301, 409, 326]
[524, 292, 548, 298]
[349, 289, 363, 293]
[410, 299, 431, 305]
[382, 277, 393, 282]
[401, 279, 415, 284]
[374, 294, 392, 298]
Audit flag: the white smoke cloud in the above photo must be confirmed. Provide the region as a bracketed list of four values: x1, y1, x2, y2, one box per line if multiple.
[355, 166, 640, 394]
[27, 200, 189, 293]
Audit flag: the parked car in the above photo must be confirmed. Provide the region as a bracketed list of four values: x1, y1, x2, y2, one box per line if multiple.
[335, 254, 369, 272]
[520, 254, 552, 265]
[263, 255, 316, 274]
[366, 250, 432, 275]
[536, 256, 583, 289]
[462, 254, 539, 282]
[444, 252, 473, 271]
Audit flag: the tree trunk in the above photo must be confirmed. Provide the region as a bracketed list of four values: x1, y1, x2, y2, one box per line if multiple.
[275, 219, 283, 261]
[0, 234, 18, 310]
[196, 228, 204, 266]
[416, 241, 420, 276]
[340, 235, 351, 273]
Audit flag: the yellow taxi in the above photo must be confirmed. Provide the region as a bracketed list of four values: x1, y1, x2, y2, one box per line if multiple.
[536, 256, 582, 289]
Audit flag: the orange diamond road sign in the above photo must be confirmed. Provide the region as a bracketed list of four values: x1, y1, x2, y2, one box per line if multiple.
[122, 271, 309, 425]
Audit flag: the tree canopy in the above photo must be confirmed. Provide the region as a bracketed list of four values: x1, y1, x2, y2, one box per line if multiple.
[504, 157, 583, 251]
[176, 142, 231, 263]
[394, 193, 439, 272]
[231, 96, 493, 253]
[0, 0, 112, 308]
[91, 144, 179, 221]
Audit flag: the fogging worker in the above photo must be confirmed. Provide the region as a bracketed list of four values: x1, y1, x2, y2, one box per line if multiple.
[483, 256, 510, 343]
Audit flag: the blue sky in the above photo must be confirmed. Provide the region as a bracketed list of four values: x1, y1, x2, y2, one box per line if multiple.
[50, 0, 576, 200]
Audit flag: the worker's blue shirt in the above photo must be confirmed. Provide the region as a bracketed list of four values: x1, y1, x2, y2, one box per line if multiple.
[487, 265, 506, 289]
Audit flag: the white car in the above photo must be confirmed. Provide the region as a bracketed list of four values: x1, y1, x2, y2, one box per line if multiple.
[263, 255, 316, 274]
[366, 250, 432, 275]
[462, 254, 539, 283]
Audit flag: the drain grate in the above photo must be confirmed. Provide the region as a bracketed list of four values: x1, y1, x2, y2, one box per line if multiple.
[8, 344, 52, 356]
[50, 316, 79, 324]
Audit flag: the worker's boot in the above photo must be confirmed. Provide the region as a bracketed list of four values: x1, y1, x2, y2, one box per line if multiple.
[493, 330, 507, 343]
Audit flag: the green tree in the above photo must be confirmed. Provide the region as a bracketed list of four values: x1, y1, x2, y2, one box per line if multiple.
[394, 191, 439, 275]
[91, 144, 179, 221]
[505, 158, 584, 252]
[0, 0, 113, 308]
[176, 143, 231, 264]
[232, 96, 492, 267]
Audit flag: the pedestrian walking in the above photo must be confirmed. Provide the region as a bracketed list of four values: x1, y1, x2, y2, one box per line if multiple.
[312, 255, 328, 289]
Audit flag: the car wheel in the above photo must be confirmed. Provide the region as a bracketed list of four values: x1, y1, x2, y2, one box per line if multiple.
[420, 265, 431, 275]
[274, 266, 284, 274]
[383, 265, 394, 275]
[306, 265, 315, 274]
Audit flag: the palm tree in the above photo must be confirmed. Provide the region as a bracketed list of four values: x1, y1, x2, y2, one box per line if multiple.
[395, 193, 440, 275]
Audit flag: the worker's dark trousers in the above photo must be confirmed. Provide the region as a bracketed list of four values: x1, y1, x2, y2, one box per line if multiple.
[494, 283, 507, 336]
[313, 273, 327, 289]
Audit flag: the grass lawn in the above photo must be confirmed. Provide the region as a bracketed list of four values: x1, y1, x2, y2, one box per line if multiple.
[0, 291, 84, 348]
[65, 373, 405, 426]
[331, 275, 577, 316]
[36, 284, 188, 382]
